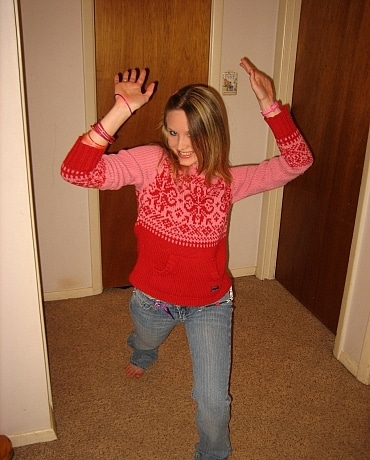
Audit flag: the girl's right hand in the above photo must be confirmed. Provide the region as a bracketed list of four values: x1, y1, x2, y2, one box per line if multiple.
[114, 68, 156, 113]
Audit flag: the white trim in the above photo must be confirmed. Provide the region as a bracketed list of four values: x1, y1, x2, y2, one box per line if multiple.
[334, 127, 370, 385]
[81, 0, 103, 296]
[44, 287, 100, 301]
[358, 314, 370, 384]
[255, 0, 302, 280]
[335, 351, 361, 380]
[230, 266, 256, 278]
[10, 414, 57, 447]
[3, 0, 57, 443]
[14, 0, 54, 407]
[208, 0, 224, 88]
[10, 405, 56, 447]
[11, 430, 57, 448]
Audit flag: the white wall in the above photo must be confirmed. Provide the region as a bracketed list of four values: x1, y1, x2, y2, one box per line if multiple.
[221, 0, 279, 273]
[20, 0, 94, 298]
[0, 0, 56, 445]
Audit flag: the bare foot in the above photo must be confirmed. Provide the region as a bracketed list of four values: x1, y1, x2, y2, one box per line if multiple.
[125, 362, 145, 379]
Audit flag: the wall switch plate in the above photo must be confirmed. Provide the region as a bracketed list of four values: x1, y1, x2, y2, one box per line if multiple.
[222, 71, 238, 95]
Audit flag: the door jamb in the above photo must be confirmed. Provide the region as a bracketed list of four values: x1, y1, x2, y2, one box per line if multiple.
[255, 0, 302, 280]
[82, 0, 103, 295]
[208, 0, 224, 88]
[334, 128, 370, 385]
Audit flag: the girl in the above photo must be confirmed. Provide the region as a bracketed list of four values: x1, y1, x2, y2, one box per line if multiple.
[61, 57, 313, 460]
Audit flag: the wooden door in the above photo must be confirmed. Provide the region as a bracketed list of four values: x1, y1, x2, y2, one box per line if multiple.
[94, 0, 212, 287]
[275, 0, 370, 333]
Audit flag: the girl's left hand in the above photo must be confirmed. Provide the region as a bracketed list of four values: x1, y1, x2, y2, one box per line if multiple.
[240, 57, 276, 107]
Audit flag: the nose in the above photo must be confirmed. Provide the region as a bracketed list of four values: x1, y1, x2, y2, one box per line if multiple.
[177, 134, 191, 151]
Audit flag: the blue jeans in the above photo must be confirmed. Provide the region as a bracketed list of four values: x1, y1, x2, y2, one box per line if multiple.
[127, 288, 234, 460]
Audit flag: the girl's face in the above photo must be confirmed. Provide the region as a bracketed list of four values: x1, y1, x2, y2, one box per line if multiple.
[165, 110, 197, 167]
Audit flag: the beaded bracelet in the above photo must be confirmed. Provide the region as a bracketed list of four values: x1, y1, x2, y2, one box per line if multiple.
[86, 131, 106, 149]
[114, 93, 133, 114]
[261, 101, 280, 116]
[91, 121, 115, 144]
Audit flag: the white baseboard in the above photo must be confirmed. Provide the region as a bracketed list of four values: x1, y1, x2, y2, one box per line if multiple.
[230, 266, 256, 278]
[336, 350, 359, 380]
[10, 428, 57, 448]
[336, 350, 370, 385]
[44, 285, 103, 301]
[9, 405, 57, 447]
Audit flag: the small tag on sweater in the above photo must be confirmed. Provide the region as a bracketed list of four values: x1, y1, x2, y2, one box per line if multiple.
[211, 286, 220, 292]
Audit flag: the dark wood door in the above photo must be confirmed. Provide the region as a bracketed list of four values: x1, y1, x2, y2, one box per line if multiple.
[275, 0, 370, 333]
[94, 0, 212, 287]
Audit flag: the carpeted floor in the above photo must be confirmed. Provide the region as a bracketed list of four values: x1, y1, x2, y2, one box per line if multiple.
[14, 276, 370, 459]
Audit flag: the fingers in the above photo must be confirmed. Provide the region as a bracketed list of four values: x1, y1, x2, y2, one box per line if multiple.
[122, 69, 134, 82]
[144, 81, 156, 99]
[118, 68, 147, 83]
[240, 57, 255, 75]
[137, 69, 147, 84]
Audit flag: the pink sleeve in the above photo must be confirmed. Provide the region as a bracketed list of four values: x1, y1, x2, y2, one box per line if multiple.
[231, 106, 313, 203]
[61, 138, 162, 190]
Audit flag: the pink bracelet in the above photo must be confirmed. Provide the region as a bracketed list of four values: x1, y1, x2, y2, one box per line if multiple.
[86, 131, 106, 149]
[115, 93, 133, 114]
[91, 121, 115, 144]
[261, 101, 280, 116]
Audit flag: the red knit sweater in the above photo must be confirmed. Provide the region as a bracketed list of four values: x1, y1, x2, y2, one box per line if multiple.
[61, 107, 313, 305]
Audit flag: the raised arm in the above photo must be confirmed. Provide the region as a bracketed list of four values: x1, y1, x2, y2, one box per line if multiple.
[230, 57, 313, 203]
[240, 56, 281, 118]
[85, 68, 155, 149]
[61, 68, 155, 188]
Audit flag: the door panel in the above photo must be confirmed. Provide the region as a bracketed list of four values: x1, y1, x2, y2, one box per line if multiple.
[94, 0, 212, 287]
[276, 0, 370, 333]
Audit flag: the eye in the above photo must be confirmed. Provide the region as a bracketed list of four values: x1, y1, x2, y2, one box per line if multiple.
[168, 130, 177, 136]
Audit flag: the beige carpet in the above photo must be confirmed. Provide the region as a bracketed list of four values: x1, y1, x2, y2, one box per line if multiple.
[14, 276, 370, 459]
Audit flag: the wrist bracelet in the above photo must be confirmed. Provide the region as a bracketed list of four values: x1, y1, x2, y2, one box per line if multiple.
[115, 93, 133, 114]
[261, 101, 279, 116]
[91, 121, 115, 144]
[86, 132, 106, 149]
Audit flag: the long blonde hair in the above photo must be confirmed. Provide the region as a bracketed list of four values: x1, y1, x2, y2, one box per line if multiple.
[161, 84, 231, 185]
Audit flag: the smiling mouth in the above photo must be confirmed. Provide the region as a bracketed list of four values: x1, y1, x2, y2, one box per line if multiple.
[178, 150, 195, 159]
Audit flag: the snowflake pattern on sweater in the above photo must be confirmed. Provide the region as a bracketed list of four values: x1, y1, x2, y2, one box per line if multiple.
[276, 128, 312, 168]
[60, 107, 313, 252]
[61, 107, 313, 305]
[136, 159, 231, 248]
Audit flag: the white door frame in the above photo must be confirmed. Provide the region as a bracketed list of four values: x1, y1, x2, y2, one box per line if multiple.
[256, 0, 303, 280]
